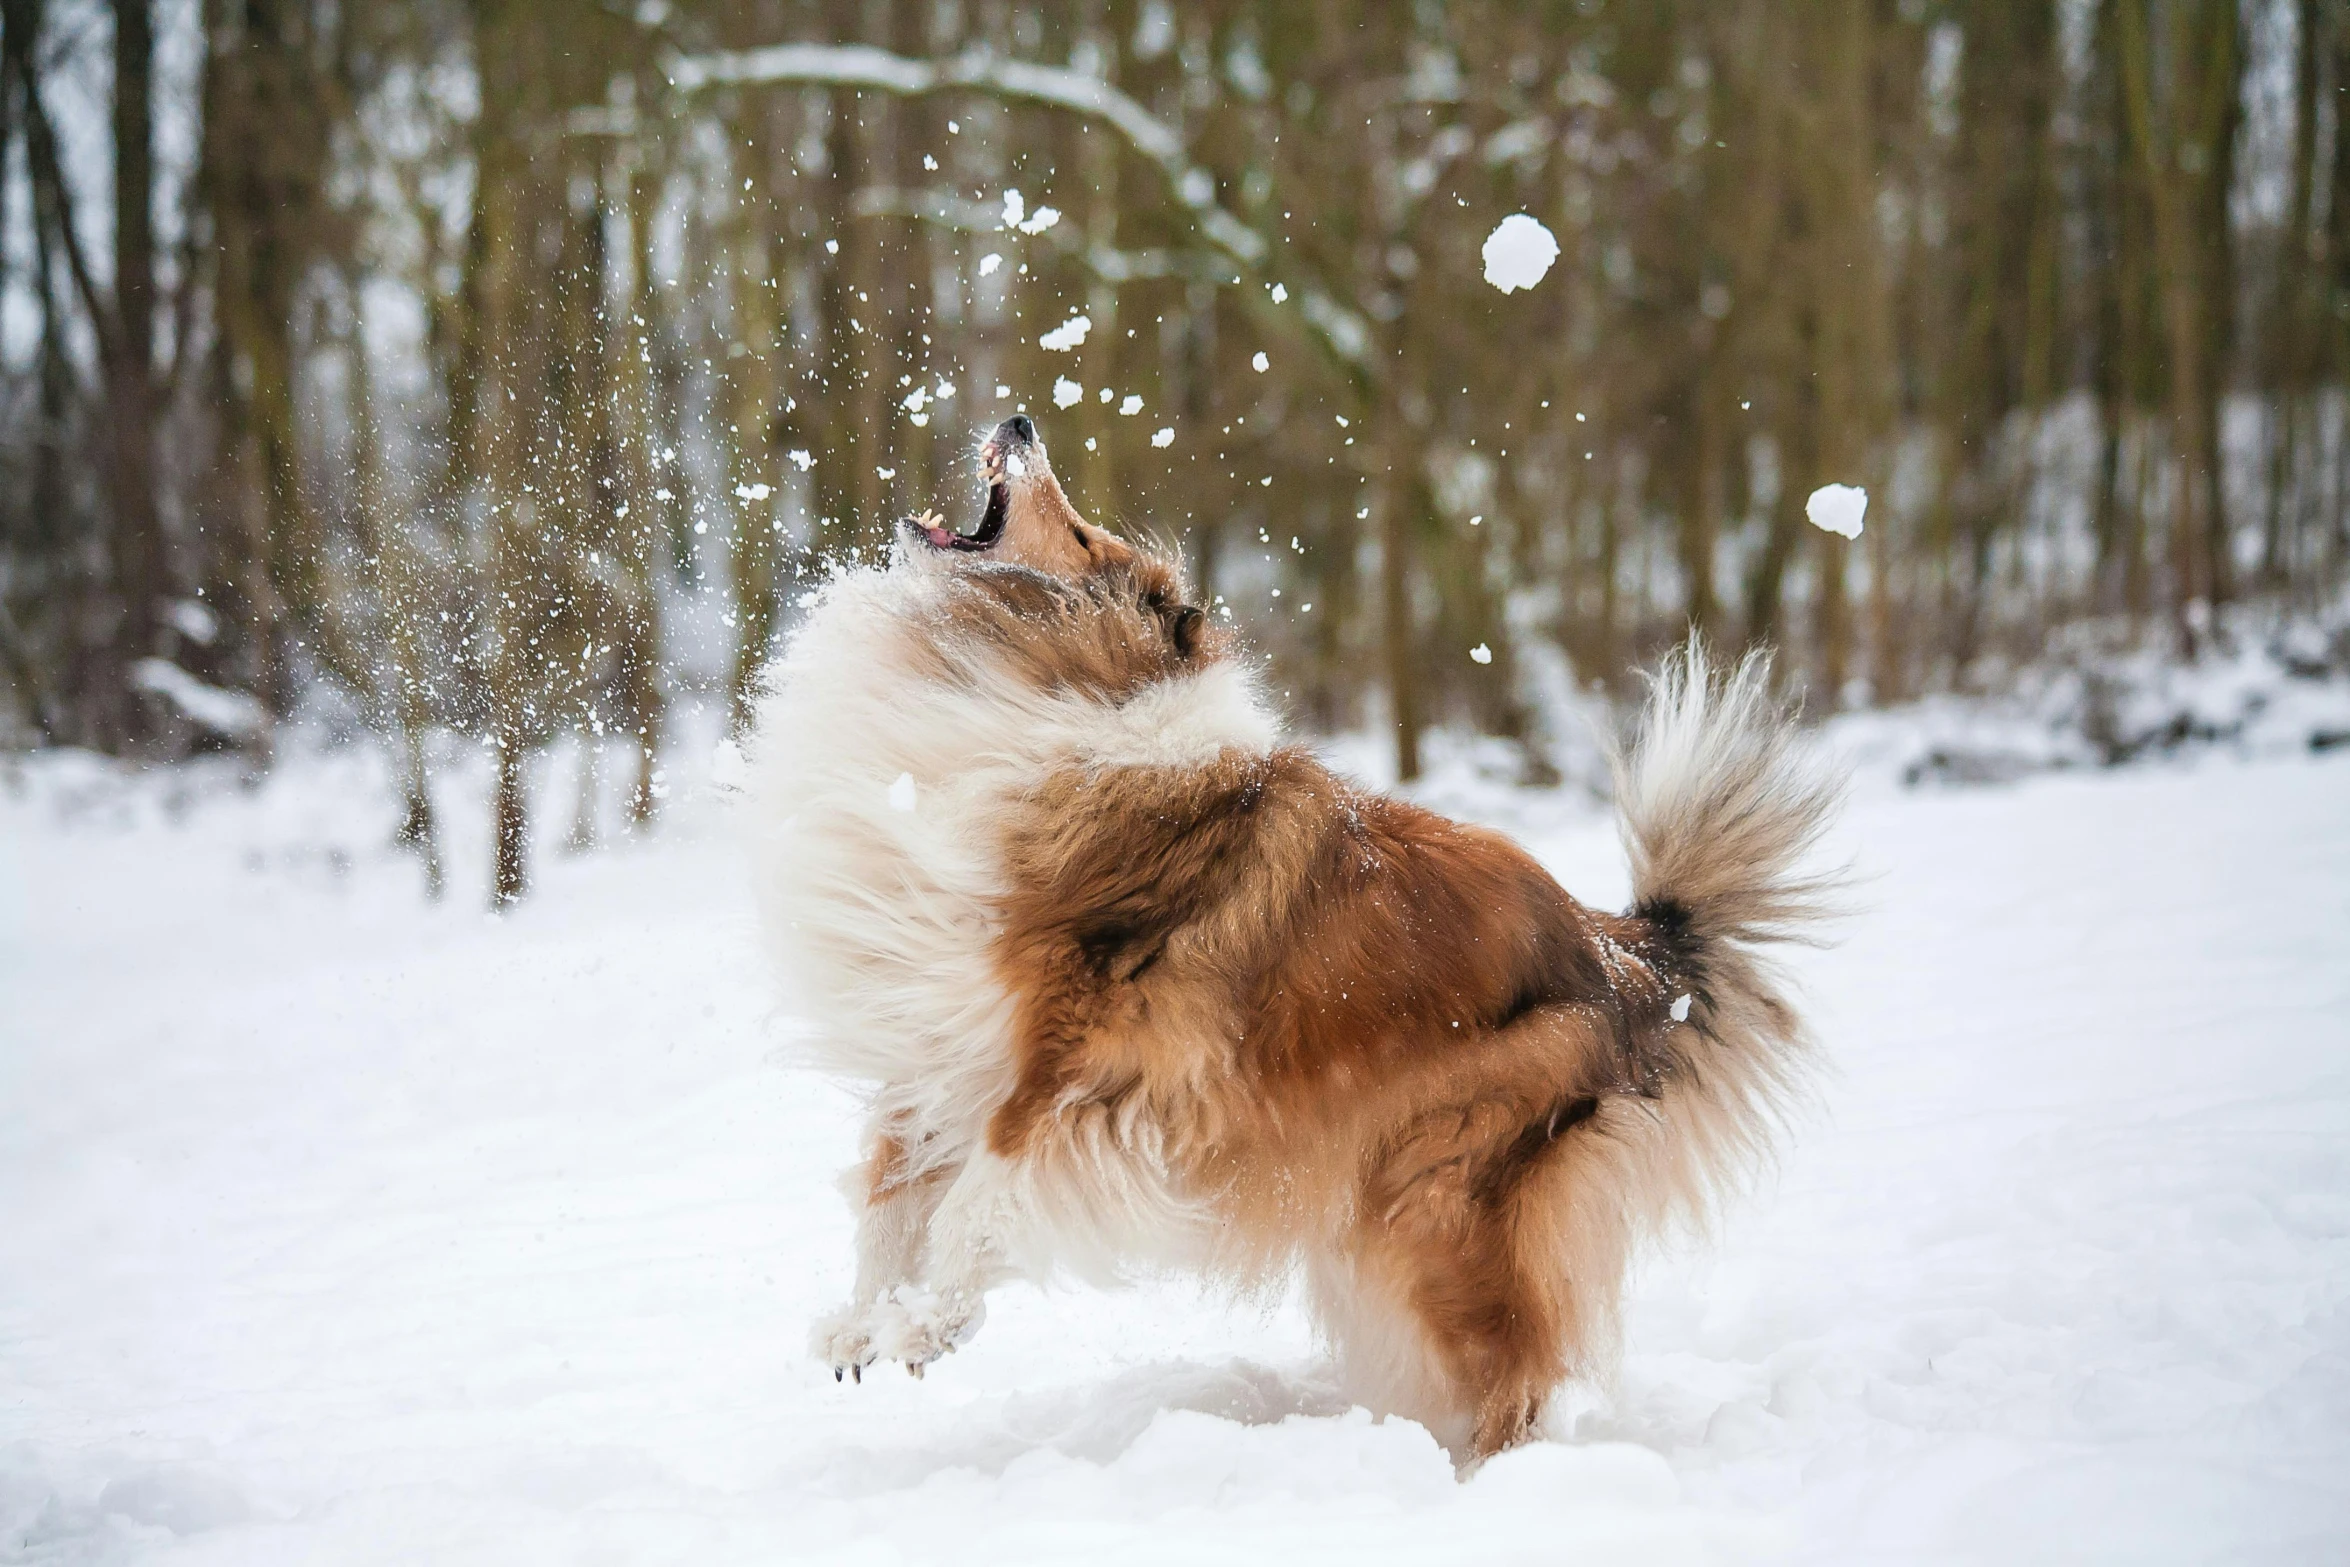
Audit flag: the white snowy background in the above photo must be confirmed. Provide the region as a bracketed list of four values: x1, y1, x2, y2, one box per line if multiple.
[4, 706, 2347, 1565]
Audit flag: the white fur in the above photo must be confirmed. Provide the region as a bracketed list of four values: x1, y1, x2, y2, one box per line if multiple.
[742, 559, 1278, 1369]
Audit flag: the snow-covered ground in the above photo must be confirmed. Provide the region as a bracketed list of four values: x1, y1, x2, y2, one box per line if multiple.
[4, 724, 2347, 1564]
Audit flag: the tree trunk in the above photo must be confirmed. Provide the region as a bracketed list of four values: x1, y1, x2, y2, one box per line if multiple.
[106, 0, 163, 742]
[493, 738, 528, 907]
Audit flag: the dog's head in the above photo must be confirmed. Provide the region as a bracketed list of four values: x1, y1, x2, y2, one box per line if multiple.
[900, 415, 1140, 578]
[897, 416, 1213, 667]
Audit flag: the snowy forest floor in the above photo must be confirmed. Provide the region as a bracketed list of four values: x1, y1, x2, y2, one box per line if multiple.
[4, 716, 2348, 1565]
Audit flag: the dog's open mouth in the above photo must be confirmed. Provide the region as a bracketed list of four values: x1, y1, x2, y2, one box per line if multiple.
[914, 478, 1006, 553]
[913, 417, 1036, 553]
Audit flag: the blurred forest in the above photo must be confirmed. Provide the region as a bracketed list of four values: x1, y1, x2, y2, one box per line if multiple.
[3, 1, 2348, 900]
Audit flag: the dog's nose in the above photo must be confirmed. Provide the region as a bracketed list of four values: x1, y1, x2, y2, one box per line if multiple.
[995, 415, 1036, 448]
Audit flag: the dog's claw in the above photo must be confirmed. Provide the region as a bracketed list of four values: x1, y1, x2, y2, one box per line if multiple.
[834, 1368, 842, 1383]
[907, 1360, 925, 1380]
[850, 1362, 861, 1384]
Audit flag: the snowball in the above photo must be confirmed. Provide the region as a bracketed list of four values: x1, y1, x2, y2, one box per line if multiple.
[1151, 427, 1175, 448]
[887, 772, 917, 813]
[787, 449, 814, 472]
[1805, 483, 1867, 540]
[1039, 315, 1091, 352]
[1481, 213, 1559, 293]
[1053, 377, 1083, 408]
[1470, 643, 1493, 665]
[732, 482, 773, 502]
[978, 253, 1002, 277]
[1252, 351, 1270, 373]
[1670, 993, 1693, 1022]
[1120, 395, 1144, 416]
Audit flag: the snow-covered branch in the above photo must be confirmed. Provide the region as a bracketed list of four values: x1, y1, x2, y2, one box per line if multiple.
[666, 42, 1261, 264]
[664, 42, 1373, 370]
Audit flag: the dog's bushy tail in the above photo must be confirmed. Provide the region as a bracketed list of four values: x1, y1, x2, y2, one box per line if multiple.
[1609, 636, 1846, 1214]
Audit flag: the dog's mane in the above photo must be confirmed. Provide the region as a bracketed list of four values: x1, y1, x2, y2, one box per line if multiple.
[913, 549, 1226, 705]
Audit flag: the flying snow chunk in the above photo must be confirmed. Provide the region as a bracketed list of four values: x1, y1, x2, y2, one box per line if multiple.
[1252, 351, 1270, 373]
[1151, 427, 1175, 448]
[787, 449, 815, 472]
[1670, 993, 1693, 1022]
[1001, 189, 1025, 229]
[1805, 483, 1868, 539]
[1053, 377, 1083, 408]
[1120, 395, 1144, 416]
[887, 772, 917, 813]
[1481, 213, 1559, 293]
[1470, 643, 1493, 664]
[1040, 315, 1091, 352]
[978, 253, 1003, 277]
[733, 482, 773, 501]
[1019, 205, 1061, 235]
[1270, 283, 1289, 303]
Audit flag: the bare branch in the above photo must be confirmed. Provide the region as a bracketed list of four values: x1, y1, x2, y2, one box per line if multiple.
[8, 33, 116, 364]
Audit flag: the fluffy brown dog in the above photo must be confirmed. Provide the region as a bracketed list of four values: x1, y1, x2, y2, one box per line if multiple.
[746, 415, 1841, 1458]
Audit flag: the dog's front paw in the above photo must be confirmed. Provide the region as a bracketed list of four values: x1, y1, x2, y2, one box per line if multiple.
[871, 1287, 985, 1377]
[810, 1301, 899, 1384]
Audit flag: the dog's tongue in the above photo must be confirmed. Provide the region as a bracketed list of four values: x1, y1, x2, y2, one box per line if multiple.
[923, 520, 959, 548]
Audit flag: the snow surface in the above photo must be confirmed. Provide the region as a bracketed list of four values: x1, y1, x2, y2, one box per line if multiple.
[1481, 214, 1559, 293]
[3, 729, 2347, 1564]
